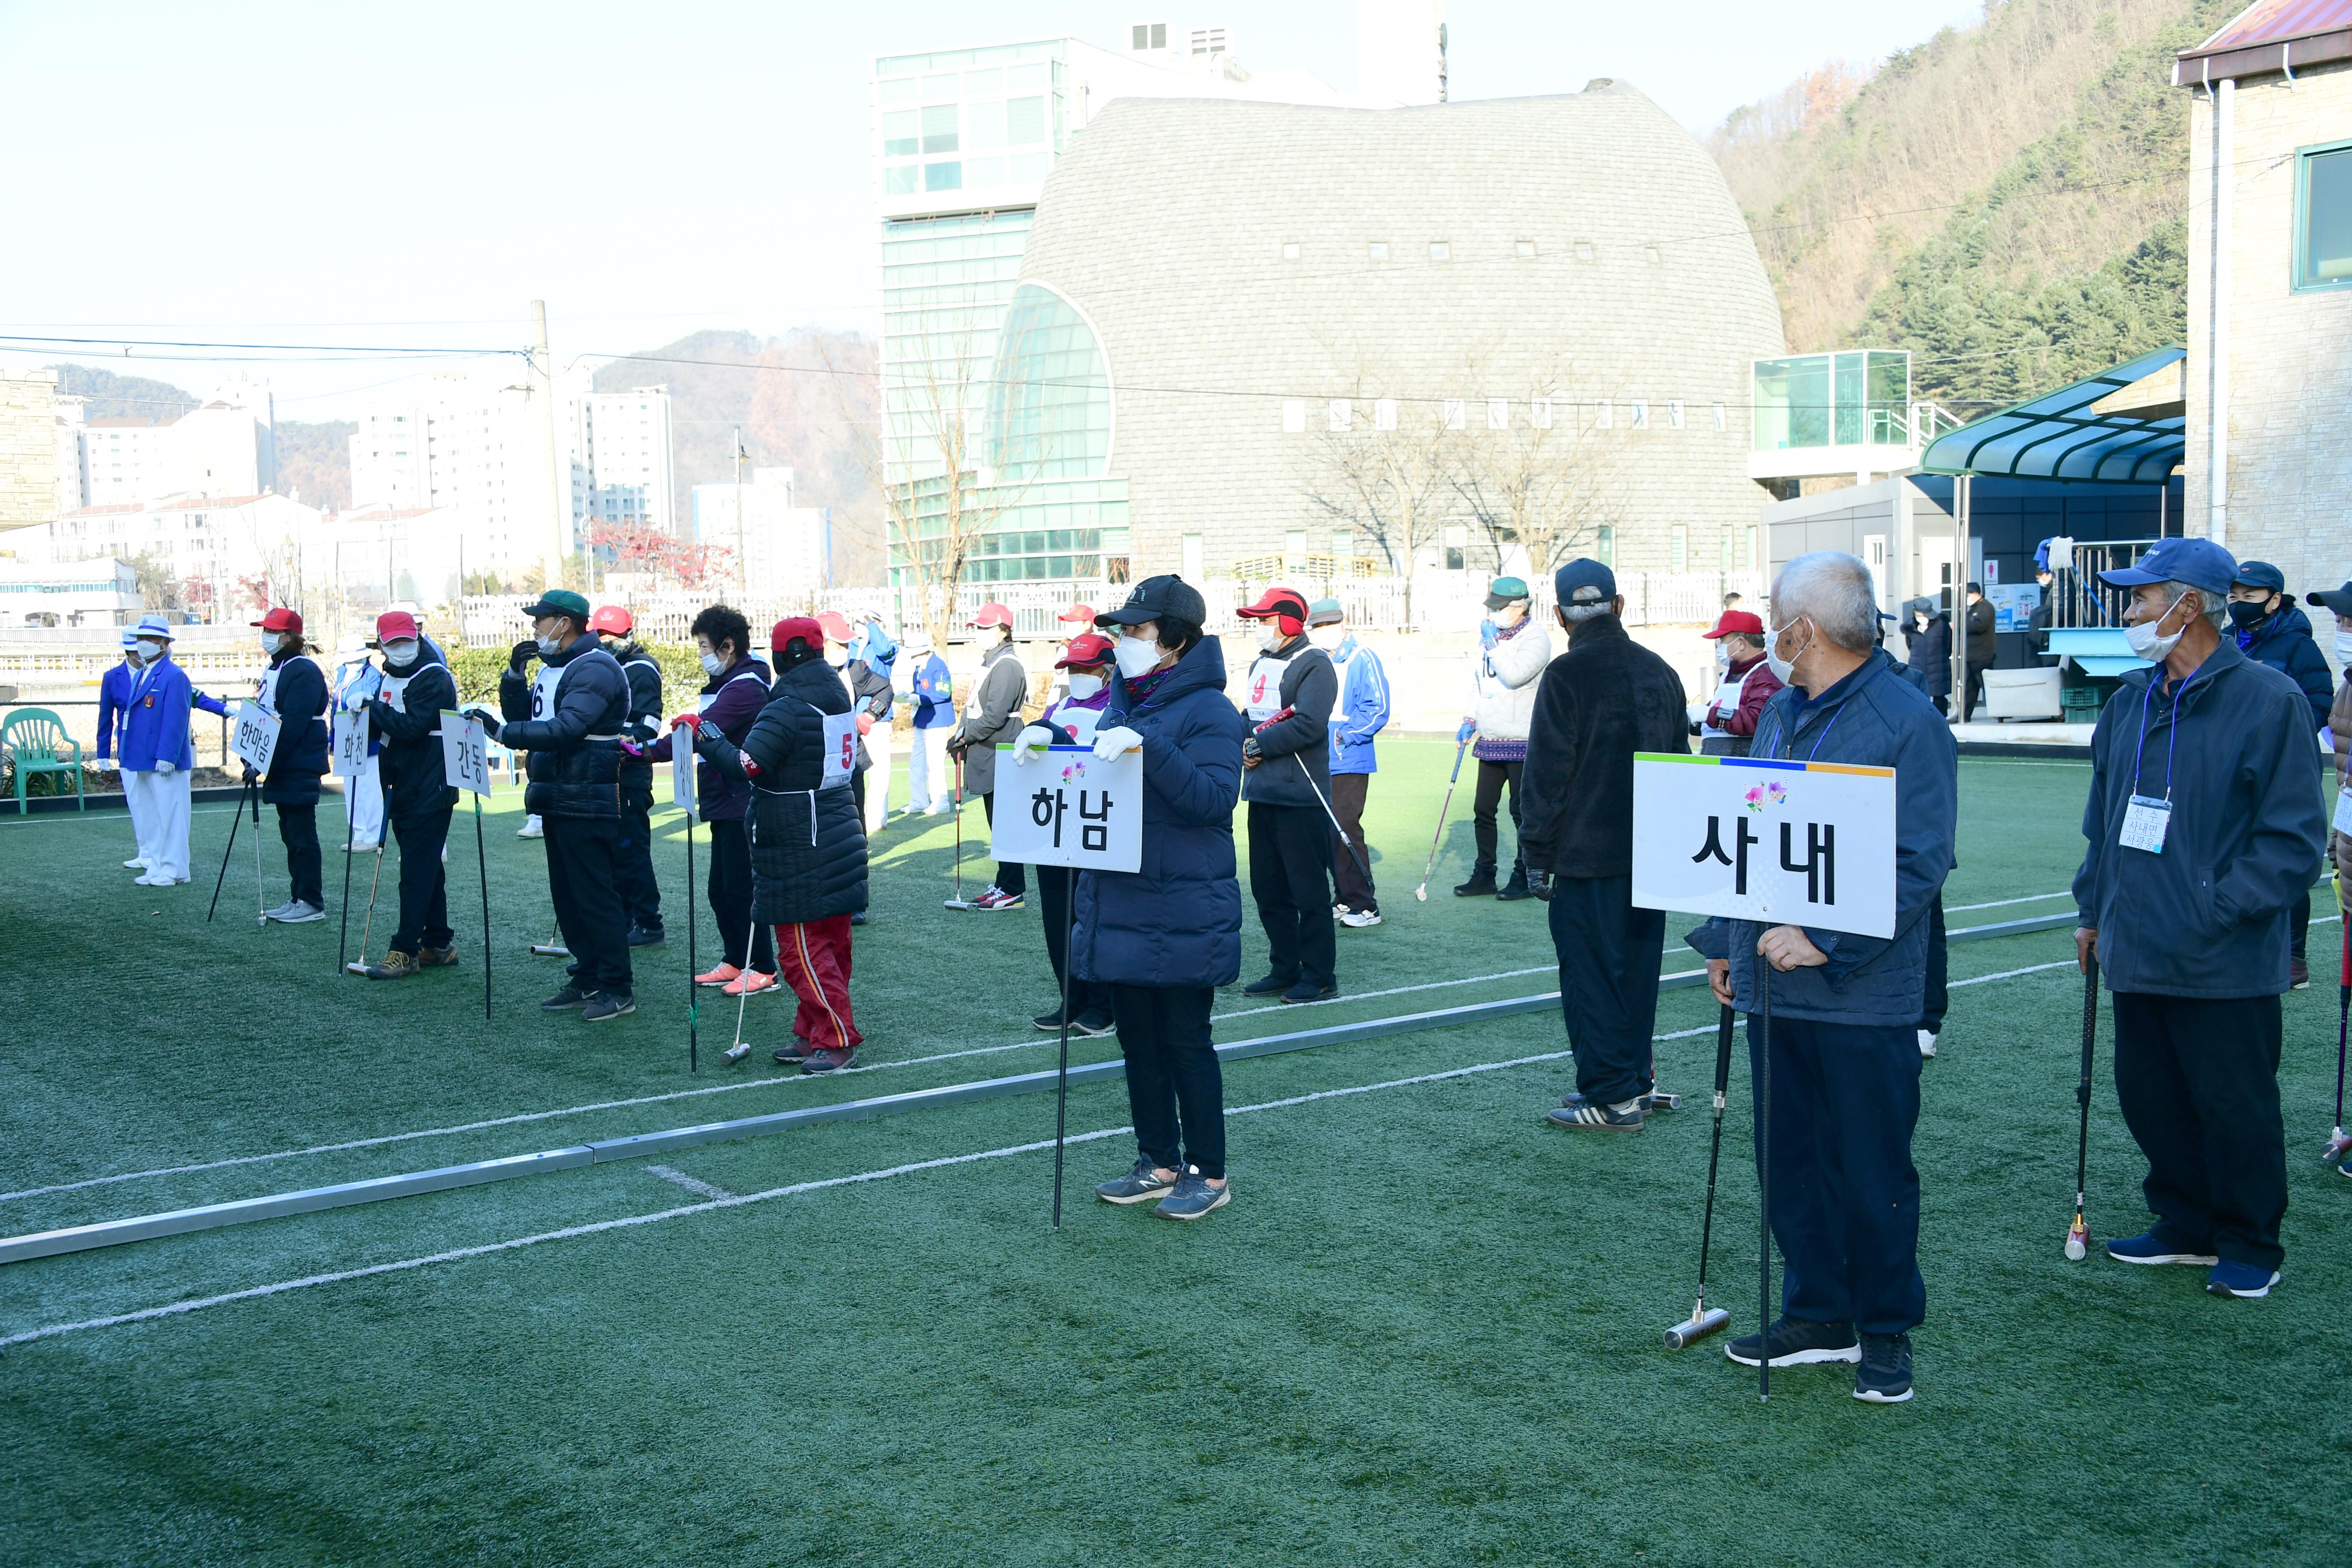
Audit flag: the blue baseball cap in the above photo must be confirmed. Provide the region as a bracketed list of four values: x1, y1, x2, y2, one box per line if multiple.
[2099, 536, 2237, 596]
[1554, 558, 1617, 607]
[2231, 559, 2285, 593]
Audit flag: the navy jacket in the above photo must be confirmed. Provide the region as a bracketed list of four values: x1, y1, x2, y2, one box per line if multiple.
[1073, 636, 1247, 989]
[607, 640, 665, 796]
[699, 653, 868, 924]
[1688, 651, 1959, 1026]
[2235, 604, 2333, 730]
[498, 637, 629, 819]
[366, 650, 459, 819]
[1904, 614, 1951, 701]
[1517, 614, 1691, 877]
[1239, 637, 1334, 809]
[199, 649, 329, 805]
[2073, 639, 2326, 998]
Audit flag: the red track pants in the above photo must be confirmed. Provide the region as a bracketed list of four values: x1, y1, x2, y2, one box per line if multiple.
[774, 913, 861, 1051]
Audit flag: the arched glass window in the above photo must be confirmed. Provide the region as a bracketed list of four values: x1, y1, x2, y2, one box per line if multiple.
[989, 282, 1111, 480]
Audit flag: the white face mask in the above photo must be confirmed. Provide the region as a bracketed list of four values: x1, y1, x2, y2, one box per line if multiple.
[2336, 632, 2352, 669]
[382, 640, 419, 666]
[136, 640, 164, 663]
[2124, 592, 2191, 664]
[1114, 634, 1164, 680]
[700, 651, 728, 676]
[1766, 618, 1809, 686]
[1066, 671, 1105, 699]
[1255, 623, 1284, 653]
[1309, 624, 1343, 651]
[826, 647, 848, 668]
[260, 632, 282, 655]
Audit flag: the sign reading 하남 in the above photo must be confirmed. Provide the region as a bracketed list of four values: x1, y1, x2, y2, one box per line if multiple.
[1630, 753, 1897, 939]
[989, 745, 1143, 873]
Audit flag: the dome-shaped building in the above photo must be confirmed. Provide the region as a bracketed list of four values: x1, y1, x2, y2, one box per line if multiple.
[992, 81, 1786, 586]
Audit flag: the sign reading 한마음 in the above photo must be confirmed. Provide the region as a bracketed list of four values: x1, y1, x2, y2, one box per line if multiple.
[1630, 753, 1897, 939]
[989, 745, 1143, 873]
[230, 700, 282, 776]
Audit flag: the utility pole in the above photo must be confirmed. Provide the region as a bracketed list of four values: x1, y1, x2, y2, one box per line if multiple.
[733, 425, 746, 596]
[532, 301, 566, 590]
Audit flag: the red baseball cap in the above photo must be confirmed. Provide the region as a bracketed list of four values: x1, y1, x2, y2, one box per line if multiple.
[969, 602, 1015, 631]
[252, 607, 302, 635]
[588, 604, 633, 636]
[1057, 602, 1095, 624]
[816, 610, 853, 642]
[1236, 586, 1309, 634]
[1056, 632, 1117, 670]
[771, 616, 822, 655]
[1702, 610, 1766, 640]
[376, 610, 420, 642]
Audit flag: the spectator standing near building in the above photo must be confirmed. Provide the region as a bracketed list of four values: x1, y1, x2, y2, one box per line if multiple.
[119, 616, 193, 886]
[1236, 586, 1339, 1004]
[1313, 597, 1388, 927]
[1456, 576, 1552, 900]
[947, 602, 1032, 910]
[1694, 608, 1782, 757]
[2227, 561, 2333, 988]
[1519, 560, 1692, 1134]
[590, 606, 665, 948]
[1904, 598, 1952, 715]
[197, 607, 330, 924]
[96, 629, 146, 871]
[1961, 583, 1997, 721]
[897, 629, 956, 817]
[2077, 539, 2326, 1298]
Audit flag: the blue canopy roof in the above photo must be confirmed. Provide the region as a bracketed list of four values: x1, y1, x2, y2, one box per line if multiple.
[1919, 346, 2185, 485]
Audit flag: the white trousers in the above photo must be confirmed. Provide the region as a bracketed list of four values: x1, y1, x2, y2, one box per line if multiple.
[906, 724, 952, 812]
[343, 754, 383, 847]
[120, 764, 146, 861]
[122, 768, 191, 880]
[864, 719, 894, 833]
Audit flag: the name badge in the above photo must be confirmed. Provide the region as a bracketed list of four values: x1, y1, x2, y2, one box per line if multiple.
[2334, 788, 2352, 837]
[2120, 793, 2172, 854]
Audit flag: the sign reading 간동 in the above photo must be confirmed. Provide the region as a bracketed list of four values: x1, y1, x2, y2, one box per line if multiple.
[439, 710, 493, 797]
[988, 745, 1142, 873]
[230, 700, 282, 776]
[1630, 753, 1897, 939]
[330, 710, 370, 779]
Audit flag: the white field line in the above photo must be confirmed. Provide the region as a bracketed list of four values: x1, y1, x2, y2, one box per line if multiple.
[0, 1046, 1596, 1350]
[0, 964, 1561, 1205]
[643, 1166, 733, 1201]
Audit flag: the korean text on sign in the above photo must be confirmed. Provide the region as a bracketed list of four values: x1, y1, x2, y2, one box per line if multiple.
[231, 700, 282, 776]
[438, 711, 494, 797]
[987, 745, 1143, 873]
[1629, 753, 1897, 939]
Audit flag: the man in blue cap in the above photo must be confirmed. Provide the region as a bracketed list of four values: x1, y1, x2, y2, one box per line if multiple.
[2225, 560, 2333, 987]
[2075, 535, 2326, 1298]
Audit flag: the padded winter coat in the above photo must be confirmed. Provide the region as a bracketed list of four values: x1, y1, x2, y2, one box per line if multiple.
[951, 644, 1029, 797]
[366, 653, 460, 818]
[1238, 634, 1334, 809]
[660, 655, 770, 825]
[2235, 604, 2333, 729]
[497, 638, 629, 819]
[1516, 614, 1692, 878]
[1469, 615, 1552, 745]
[607, 640, 665, 796]
[198, 649, 329, 805]
[700, 653, 868, 924]
[1072, 636, 1247, 989]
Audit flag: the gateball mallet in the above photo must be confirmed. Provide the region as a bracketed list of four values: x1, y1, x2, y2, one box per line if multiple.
[1664, 1003, 1739, 1348]
[205, 775, 253, 923]
[943, 752, 975, 909]
[1413, 735, 1472, 902]
[343, 829, 387, 974]
[2067, 954, 2100, 1260]
[252, 774, 265, 926]
[2324, 904, 2349, 1168]
[1756, 940, 1774, 1402]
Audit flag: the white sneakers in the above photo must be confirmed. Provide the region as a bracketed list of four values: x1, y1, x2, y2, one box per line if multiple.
[516, 815, 544, 839]
[1918, 1029, 1938, 1059]
[132, 873, 188, 887]
[123, 857, 148, 870]
[1340, 909, 1383, 928]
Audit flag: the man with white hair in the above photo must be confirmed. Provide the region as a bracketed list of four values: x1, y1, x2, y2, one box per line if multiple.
[1690, 549, 1957, 1404]
[2075, 537, 2325, 1298]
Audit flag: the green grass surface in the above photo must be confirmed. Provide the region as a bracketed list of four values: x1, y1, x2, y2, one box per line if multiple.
[2, 746, 2346, 1565]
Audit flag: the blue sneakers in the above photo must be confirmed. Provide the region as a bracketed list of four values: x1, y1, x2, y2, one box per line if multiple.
[1854, 1334, 1915, 1404]
[2207, 1260, 2281, 1298]
[1094, 1159, 1179, 1206]
[1154, 1171, 1231, 1221]
[2104, 1230, 2219, 1267]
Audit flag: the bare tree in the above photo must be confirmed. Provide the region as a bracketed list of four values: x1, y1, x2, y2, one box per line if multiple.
[1300, 390, 1460, 626]
[1450, 384, 1628, 579]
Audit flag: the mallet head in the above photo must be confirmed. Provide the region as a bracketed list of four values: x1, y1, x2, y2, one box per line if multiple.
[1413, 884, 1428, 903]
[2065, 1213, 2090, 1262]
[1663, 1307, 1731, 1350]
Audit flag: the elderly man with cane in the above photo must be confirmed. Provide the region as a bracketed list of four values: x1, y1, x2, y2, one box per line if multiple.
[2075, 537, 2326, 1298]
[1689, 550, 1957, 1404]
[1518, 560, 1693, 1133]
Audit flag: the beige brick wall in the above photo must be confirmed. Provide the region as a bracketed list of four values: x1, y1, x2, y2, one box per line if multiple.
[0, 369, 60, 534]
[2185, 63, 2352, 635]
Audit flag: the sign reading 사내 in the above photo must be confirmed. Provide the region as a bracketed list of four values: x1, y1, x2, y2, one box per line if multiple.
[1629, 754, 1897, 939]
[989, 745, 1144, 874]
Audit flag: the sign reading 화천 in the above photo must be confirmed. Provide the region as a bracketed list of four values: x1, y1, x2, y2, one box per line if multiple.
[230, 700, 282, 776]
[1630, 754, 1897, 939]
[329, 710, 370, 779]
[438, 710, 493, 797]
[988, 745, 1143, 873]
[670, 729, 697, 822]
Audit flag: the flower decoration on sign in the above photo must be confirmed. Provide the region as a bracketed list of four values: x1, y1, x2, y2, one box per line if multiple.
[1059, 758, 1089, 784]
[1742, 781, 1787, 814]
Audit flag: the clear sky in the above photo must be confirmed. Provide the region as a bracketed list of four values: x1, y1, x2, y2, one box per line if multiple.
[0, 0, 1981, 417]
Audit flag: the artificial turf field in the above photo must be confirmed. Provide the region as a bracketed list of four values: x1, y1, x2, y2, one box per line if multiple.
[2, 743, 2347, 1566]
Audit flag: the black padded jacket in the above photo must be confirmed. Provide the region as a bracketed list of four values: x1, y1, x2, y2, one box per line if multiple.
[366, 653, 459, 818]
[497, 638, 629, 819]
[698, 653, 868, 924]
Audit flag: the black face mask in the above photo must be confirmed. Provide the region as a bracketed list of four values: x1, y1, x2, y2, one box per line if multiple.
[2226, 600, 2270, 630]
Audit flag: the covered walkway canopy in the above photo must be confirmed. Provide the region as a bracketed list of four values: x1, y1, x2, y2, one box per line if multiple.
[1919, 345, 2186, 484]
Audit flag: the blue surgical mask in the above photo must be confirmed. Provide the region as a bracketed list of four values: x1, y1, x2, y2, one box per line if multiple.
[700, 651, 727, 677]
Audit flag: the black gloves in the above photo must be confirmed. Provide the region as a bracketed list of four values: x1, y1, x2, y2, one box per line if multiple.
[509, 639, 540, 674]
[1527, 867, 1552, 901]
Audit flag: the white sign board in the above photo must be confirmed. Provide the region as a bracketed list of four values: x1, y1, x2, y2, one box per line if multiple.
[330, 710, 370, 779]
[230, 700, 281, 776]
[989, 745, 1143, 872]
[439, 710, 493, 797]
[670, 730, 697, 821]
[1629, 753, 1897, 939]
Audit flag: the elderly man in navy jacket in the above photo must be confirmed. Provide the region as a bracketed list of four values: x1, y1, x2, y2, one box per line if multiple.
[1690, 550, 1957, 1405]
[2076, 537, 2325, 1300]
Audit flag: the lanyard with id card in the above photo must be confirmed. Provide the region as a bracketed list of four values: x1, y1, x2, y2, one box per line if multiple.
[2121, 668, 2199, 855]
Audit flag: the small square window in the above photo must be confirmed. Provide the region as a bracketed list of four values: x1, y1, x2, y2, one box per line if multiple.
[1281, 399, 1307, 434]
[1282, 241, 1300, 261]
[1369, 241, 1389, 261]
[1443, 398, 1467, 431]
[1486, 399, 1508, 430]
[1430, 240, 1450, 261]
[1328, 399, 1352, 433]
[1594, 402, 1613, 430]
[1532, 398, 1553, 430]
[1667, 400, 1685, 430]
[1631, 400, 1650, 430]
[1374, 398, 1399, 431]
[1516, 240, 1536, 259]
[1575, 241, 1595, 262]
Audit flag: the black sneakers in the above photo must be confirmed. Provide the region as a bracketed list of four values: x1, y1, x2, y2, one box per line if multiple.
[1546, 1098, 1644, 1131]
[1452, 866, 1497, 897]
[1280, 979, 1337, 1004]
[581, 991, 636, 1023]
[1724, 1317, 1861, 1367]
[1495, 866, 1533, 901]
[626, 925, 666, 948]
[541, 983, 591, 1011]
[1854, 1334, 1914, 1403]
[1241, 972, 1294, 997]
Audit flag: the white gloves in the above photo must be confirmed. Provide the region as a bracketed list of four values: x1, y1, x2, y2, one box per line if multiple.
[1010, 724, 1057, 765]
[1091, 725, 1142, 760]
[155, 760, 176, 775]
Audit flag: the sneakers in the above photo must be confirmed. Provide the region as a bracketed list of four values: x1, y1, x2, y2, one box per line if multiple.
[581, 991, 637, 1023]
[1071, 1010, 1116, 1036]
[1241, 972, 1294, 997]
[2104, 1230, 2219, 1267]
[1854, 1334, 1914, 1403]
[133, 873, 180, 887]
[850, 911, 868, 926]
[1725, 1317, 1861, 1368]
[721, 969, 778, 997]
[1339, 907, 1383, 928]
[695, 962, 743, 988]
[1280, 979, 1336, 1004]
[970, 886, 1024, 911]
[516, 815, 544, 839]
[1918, 1029, 1938, 1059]
[626, 924, 667, 947]
[1452, 866, 1497, 897]
[1546, 1098, 1644, 1132]
[1095, 1158, 1180, 1206]
[2290, 958, 2310, 990]
[541, 983, 592, 1011]
[1033, 1006, 1073, 1031]
[801, 1045, 858, 1073]
[1154, 1170, 1230, 1220]
[122, 857, 148, 870]
[268, 900, 325, 924]
[772, 1036, 815, 1065]
[2207, 1260, 2281, 1298]
[362, 949, 419, 980]
[1495, 866, 1533, 901]
[417, 945, 459, 967]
